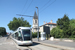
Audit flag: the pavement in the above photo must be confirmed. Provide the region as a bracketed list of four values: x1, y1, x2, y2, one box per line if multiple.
[0, 37, 75, 50]
[0, 37, 17, 50]
[0, 37, 62, 50]
[33, 38, 75, 50]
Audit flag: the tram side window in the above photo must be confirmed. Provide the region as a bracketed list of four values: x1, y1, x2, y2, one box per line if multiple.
[15, 32, 18, 40]
[18, 31, 23, 41]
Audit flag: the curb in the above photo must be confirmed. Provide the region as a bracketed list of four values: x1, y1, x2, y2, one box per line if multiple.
[33, 38, 75, 42]
[49, 38, 75, 42]
[33, 41, 75, 50]
[54, 39, 74, 42]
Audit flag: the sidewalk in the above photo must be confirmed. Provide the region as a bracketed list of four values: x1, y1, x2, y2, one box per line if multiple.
[33, 38, 75, 50]
[53, 38, 75, 42]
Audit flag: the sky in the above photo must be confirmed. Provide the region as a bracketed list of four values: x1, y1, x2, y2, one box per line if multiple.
[0, 0, 75, 32]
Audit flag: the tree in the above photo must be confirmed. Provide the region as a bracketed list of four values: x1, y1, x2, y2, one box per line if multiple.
[0, 27, 6, 36]
[51, 14, 75, 38]
[8, 17, 31, 31]
[50, 27, 63, 38]
[57, 14, 70, 38]
[57, 15, 70, 29]
[69, 19, 75, 38]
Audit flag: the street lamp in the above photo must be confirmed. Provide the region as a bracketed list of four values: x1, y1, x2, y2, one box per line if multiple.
[36, 7, 39, 41]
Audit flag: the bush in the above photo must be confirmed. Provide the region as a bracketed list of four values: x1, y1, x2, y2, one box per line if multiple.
[32, 32, 37, 38]
[70, 31, 75, 38]
[0, 27, 6, 36]
[50, 27, 63, 38]
[32, 32, 41, 38]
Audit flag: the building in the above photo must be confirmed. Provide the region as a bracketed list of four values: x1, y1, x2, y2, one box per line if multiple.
[39, 20, 57, 33]
[32, 11, 38, 32]
[32, 11, 57, 33]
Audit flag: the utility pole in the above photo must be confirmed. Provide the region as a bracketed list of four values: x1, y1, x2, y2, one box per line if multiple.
[36, 7, 39, 41]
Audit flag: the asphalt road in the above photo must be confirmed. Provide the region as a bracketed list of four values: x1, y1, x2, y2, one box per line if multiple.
[0, 37, 17, 50]
[33, 38, 75, 48]
[0, 37, 62, 50]
[29, 42, 61, 50]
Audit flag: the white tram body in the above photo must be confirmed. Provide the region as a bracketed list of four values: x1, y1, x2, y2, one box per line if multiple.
[12, 27, 32, 45]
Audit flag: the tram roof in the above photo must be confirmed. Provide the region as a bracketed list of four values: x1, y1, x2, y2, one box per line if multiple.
[12, 27, 31, 34]
[18, 27, 31, 29]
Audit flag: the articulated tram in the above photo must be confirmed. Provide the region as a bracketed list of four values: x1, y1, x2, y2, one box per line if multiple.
[12, 27, 32, 45]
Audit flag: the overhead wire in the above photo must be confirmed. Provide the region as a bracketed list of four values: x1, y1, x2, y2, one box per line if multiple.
[24, 0, 33, 14]
[40, 0, 51, 10]
[40, 0, 56, 13]
[21, 0, 28, 14]
[26, 0, 51, 14]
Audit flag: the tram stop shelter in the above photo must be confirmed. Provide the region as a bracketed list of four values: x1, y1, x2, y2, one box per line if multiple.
[41, 32, 46, 40]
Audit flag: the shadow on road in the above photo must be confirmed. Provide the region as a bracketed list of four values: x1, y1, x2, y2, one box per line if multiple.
[31, 42, 40, 46]
[19, 42, 40, 47]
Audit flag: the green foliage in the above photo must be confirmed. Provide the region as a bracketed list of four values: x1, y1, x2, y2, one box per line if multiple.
[56, 14, 70, 38]
[69, 19, 75, 38]
[32, 32, 37, 38]
[50, 27, 63, 38]
[51, 14, 75, 38]
[8, 17, 31, 31]
[57, 15, 70, 30]
[69, 19, 75, 28]
[0, 27, 6, 36]
[32, 32, 40, 38]
[51, 15, 75, 38]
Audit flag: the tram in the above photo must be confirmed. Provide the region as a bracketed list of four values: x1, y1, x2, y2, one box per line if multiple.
[12, 27, 32, 45]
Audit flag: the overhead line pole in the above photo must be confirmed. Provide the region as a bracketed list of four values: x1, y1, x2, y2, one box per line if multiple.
[36, 7, 39, 41]
[16, 7, 39, 42]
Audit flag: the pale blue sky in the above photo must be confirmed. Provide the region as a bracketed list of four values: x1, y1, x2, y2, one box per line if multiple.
[0, 0, 75, 32]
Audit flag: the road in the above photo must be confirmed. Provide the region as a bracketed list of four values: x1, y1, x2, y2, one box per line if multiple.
[0, 37, 63, 50]
[0, 37, 17, 50]
[33, 38, 75, 48]
[29, 42, 61, 50]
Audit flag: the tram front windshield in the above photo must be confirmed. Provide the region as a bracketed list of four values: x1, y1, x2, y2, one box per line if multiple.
[22, 29, 31, 41]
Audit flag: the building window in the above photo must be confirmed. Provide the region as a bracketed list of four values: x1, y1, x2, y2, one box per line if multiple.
[50, 24, 52, 27]
[35, 20, 37, 23]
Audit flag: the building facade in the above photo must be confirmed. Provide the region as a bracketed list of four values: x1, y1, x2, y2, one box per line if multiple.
[39, 20, 57, 33]
[32, 11, 38, 32]
[32, 12, 57, 33]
